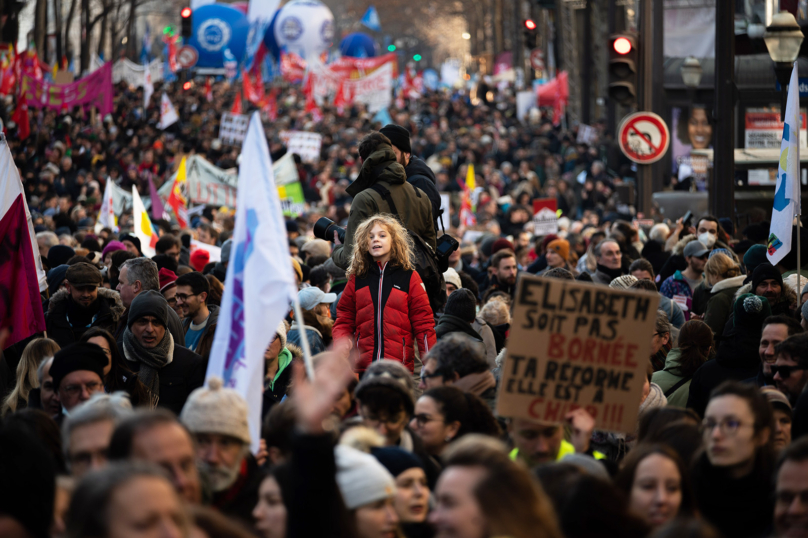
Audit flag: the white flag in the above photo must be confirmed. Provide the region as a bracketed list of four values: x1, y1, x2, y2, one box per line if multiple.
[768, 63, 801, 266]
[158, 92, 179, 130]
[144, 64, 154, 109]
[131, 186, 157, 257]
[206, 112, 297, 452]
[95, 177, 118, 233]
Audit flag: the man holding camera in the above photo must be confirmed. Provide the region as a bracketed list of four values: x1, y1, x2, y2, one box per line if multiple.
[330, 132, 436, 270]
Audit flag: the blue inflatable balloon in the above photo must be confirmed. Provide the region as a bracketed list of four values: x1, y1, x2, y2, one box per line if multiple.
[263, 9, 283, 60]
[339, 33, 378, 59]
[423, 69, 439, 91]
[188, 4, 250, 69]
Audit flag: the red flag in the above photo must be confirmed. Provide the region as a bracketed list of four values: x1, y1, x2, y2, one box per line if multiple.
[205, 77, 213, 102]
[303, 73, 320, 119]
[261, 89, 277, 121]
[242, 69, 264, 105]
[11, 93, 29, 140]
[333, 79, 348, 114]
[231, 92, 243, 115]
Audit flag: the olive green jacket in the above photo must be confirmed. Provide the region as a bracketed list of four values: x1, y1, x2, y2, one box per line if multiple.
[332, 144, 436, 270]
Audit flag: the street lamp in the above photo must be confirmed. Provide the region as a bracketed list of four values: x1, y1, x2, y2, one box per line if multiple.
[680, 56, 703, 88]
[763, 11, 804, 120]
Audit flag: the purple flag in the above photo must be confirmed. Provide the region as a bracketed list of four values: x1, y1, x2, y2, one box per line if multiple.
[148, 176, 165, 221]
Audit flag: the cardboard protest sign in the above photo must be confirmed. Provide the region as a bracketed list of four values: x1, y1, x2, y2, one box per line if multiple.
[280, 131, 322, 163]
[497, 275, 659, 433]
[219, 113, 250, 146]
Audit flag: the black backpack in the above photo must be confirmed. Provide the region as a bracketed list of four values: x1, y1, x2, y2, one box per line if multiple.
[369, 182, 446, 314]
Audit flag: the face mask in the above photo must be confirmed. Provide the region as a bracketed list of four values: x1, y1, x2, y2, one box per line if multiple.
[698, 232, 716, 248]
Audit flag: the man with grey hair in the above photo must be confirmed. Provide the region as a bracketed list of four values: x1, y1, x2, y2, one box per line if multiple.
[63, 392, 133, 478]
[36, 230, 59, 260]
[115, 257, 185, 345]
[592, 238, 626, 285]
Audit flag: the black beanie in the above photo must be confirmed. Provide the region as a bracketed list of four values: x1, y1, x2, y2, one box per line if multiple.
[379, 124, 412, 154]
[128, 290, 169, 329]
[751, 262, 783, 292]
[445, 288, 477, 323]
[50, 342, 109, 390]
[119, 233, 142, 255]
[371, 446, 424, 477]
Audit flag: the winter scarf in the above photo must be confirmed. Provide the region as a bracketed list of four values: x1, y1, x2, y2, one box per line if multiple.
[122, 328, 174, 398]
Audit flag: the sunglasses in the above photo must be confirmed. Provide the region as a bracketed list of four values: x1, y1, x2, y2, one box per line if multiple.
[771, 365, 806, 379]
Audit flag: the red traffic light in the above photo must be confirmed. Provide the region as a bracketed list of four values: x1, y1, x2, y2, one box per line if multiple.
[524, 19, 537, 31]
[181, 7, 192, 18]
[183, 81, 191, 90]
[613, 37, 632, 55]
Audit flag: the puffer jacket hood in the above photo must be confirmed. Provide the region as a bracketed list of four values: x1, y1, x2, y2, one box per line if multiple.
[661, 347, 685, 377]
[734, 280, 798, 308]
[711, 275, 747, 294]
[347, 144, 406, 197]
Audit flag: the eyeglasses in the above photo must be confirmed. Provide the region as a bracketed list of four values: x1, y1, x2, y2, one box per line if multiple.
[175, 292, 200, 302]
[771, 365, 806, 379]
[411, 413, 443, 427]
[420, 370, 443, 382]
[364, 415, 406, 429]
[701, 418, 750, 436]
[61, 381, 103, 397]
[166, 297, 177, 306]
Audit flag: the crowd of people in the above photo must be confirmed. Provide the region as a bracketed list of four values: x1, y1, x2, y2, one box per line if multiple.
[1, 73, 806, 538]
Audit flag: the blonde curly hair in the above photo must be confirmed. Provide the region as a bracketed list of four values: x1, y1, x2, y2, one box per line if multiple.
[347, 214, 414, 277]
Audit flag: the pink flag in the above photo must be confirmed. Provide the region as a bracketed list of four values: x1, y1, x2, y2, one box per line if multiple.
[0, 140, 46, 348]
[148, 176, 165, 221]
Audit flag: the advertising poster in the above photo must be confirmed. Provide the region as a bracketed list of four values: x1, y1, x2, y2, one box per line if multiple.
[671, 105, 713, 190]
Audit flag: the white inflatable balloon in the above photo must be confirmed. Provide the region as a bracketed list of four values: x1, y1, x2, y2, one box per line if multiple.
[273, 0, 334, 60]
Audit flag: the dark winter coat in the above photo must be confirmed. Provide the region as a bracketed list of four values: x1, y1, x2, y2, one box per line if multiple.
[118, 341, 205, 415]
[332, 261, 437, 373]
[211, 453, 263, 528]
[435, 314, 483, 342]
[46, 288, 125, 348]
[692, 453, 774, 538]
[701, 275, 746, 339]
[405, 156, 442, 231]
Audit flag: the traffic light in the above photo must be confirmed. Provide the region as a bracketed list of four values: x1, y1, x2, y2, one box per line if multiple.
[523, 19, 538, 48]
[413, 54, 422, 61]
[608, 32, 638, 106]
[181, 7, 192, 39]
[388, 44, 396, 52]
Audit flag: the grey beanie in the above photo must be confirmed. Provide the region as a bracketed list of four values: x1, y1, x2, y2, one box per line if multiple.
[127, 290, 169, 329]
[445, 288, 477, 323]
[335, 444, 396, 509]
[355, 359, 415, 414]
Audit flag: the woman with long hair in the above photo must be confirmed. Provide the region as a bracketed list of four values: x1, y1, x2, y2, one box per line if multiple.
[702, 252, 745, 339]
[692, 381, 775, 537]
[409, 386, 501, 459]
[429, 435, 562, 538]
[332, 214, 436, 374]
[614, 444, 696, 530]
[1, 338, 60, 416]
[652, 320, 713, 407]
[79, 327, 152, 407]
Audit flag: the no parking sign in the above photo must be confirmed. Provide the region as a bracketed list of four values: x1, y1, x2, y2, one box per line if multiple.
[618, 112, 670, 164]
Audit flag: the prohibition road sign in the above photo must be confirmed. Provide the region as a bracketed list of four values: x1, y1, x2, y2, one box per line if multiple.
[618, 112, 670, 164]
[177, 46, 199, 69]
[530, 49, 544, 72]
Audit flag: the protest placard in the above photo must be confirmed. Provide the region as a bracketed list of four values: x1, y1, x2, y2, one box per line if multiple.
[219, 113, 250, 146]
[279, 131, 323, 163]
[497, 275, 659, 433]
[533, 197, 558, 236]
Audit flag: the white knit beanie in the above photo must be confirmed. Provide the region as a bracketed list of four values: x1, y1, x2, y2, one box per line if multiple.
[179, 377, 251, 445]
[274, 320, 287, 349]
[334, 445, 396, 509]
[443, 267, 462, 290]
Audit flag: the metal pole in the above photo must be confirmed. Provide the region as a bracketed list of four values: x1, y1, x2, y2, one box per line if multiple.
[637, 0, 654, 215]
[581, 0, 591, 124]
[712, 0, 735, 218]
[606, 0, 616, 135]
[291, 294, 315, 379]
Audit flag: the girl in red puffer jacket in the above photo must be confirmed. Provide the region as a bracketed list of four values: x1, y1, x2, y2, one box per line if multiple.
[332, 214, 437, 374]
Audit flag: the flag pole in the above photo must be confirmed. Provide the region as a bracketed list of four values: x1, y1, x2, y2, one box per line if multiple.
[291, 293, 316, 379]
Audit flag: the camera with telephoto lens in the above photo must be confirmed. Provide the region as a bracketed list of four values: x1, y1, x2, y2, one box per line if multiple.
[434, 234, 459, 271]
[314, 217, 346, 244]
